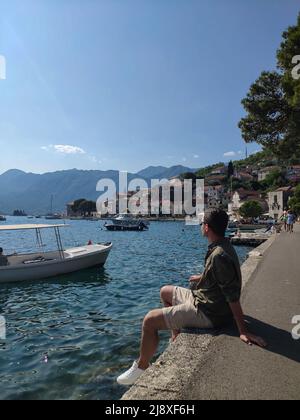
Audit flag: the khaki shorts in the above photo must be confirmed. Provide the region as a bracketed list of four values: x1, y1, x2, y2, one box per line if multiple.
[162, 286, 214, 331]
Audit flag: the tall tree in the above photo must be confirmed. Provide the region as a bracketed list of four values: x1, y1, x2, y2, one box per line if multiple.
[239, 13, 300, 160]
[228, 161, 235, 178]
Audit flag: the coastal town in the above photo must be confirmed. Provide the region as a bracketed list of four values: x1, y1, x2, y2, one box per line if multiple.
[0, 1, 299, 403]
[63, 152, 300, 225]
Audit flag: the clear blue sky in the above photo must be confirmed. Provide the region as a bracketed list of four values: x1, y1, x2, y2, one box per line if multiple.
[0, 0, 299, 174]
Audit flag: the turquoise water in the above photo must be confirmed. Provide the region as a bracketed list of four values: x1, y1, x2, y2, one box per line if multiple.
[0, 217, 251, 400]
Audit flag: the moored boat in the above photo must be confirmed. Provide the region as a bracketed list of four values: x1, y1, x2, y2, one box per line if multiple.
[0, 224, 112, 284]
[45, 214, 63, 220]
[104, 214, 149, 231]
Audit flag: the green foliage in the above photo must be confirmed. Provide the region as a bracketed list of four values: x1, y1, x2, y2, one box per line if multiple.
[228, 161, 234, 178]
[289, 184, 300, 214]
[180, 172, 197, 181]
[72, 199, 86, 213]
[180, 150, 290, 196]
[238, 72, 290, 156]
[71, 198, 96, 216]
[239, 14, 300, 160]
[231, 178, 247, 191]
[195, 163, 224, 179]
[239, 201, 264, 219]
[261, 170, 288, 190]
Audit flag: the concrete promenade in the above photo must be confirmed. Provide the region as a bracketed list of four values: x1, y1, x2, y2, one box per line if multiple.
[122, 225, 300, 400]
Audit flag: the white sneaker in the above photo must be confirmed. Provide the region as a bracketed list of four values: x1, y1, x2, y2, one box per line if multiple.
[117, 361, 146, 385]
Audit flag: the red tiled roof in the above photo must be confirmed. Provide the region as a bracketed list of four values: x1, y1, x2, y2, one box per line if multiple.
[275, 187, 293, 192]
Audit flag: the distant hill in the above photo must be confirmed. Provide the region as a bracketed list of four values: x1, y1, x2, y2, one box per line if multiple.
[0, 165, 197, 214]
[137, 165, 197, 180]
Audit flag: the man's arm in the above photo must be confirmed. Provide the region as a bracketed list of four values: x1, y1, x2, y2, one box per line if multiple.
[189, 274, 202, 283]
[229, 301, 267, 348]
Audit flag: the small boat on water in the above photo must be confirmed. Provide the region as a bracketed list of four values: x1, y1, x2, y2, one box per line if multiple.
[104, 214, 149, 231]
[0, 224, 112, 284]
[45, 195, 63, 220]
[45, 214, 63, 220]
[0, 216, 6, 222]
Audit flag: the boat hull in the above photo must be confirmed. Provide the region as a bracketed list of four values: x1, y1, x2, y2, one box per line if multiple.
[0, 244, 112, 284]
[105, 224, 148, 231]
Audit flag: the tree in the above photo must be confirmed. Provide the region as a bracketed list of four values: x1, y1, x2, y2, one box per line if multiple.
[71, 199, 86, 214]
[261, 169, 288, 189]
[180, 172, 197, 181]
[277, 13, 300, 159]
[71, 198, 96, 216]
[239, 201, 263, 219]
[239, 14, 300, 160]
[78, 200, 96, 216]
[228, 161, 234, 178]
[289, 184, 300, 215]
[239, 72, 290, 156]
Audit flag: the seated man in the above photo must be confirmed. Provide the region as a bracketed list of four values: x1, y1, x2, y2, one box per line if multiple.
[0, 247, 9, 267]
[117, 209, 267, 386]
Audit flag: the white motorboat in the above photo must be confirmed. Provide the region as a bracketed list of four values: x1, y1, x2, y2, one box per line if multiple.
[104, 214, 149, 231]
[0, 216, 6, 222]
[0, 224, 112, 284]
[45, 214, 63, 220]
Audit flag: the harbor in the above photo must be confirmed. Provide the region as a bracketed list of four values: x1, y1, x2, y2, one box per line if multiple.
[1, 0, 300, 403]
[0, 217, 252, 400]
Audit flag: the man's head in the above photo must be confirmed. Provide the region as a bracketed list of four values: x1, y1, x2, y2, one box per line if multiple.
[202, 209, 229, 241]
[0, 248, 3, 255]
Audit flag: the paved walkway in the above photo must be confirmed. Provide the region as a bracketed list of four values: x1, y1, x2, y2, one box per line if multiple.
[188, 224, 300, 400]
[123, 225, 300, 400]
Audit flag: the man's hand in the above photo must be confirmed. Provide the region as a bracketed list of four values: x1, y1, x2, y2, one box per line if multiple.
[240, 333, 267, 348]
[189, 275, 202, 283]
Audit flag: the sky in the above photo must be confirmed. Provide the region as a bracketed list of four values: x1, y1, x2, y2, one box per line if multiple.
[0, 0, 299, 174]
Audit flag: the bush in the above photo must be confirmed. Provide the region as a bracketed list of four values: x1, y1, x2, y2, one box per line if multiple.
[239, 201, 264, 219]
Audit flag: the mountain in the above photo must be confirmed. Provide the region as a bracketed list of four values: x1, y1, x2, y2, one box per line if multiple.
[0, 165, 197, 214]
[137, 165, 197, 180]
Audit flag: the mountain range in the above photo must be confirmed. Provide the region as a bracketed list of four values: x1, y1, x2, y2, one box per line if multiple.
[0, 165, 197, 214]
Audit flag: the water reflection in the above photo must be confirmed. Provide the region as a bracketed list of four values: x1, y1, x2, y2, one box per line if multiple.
[0, 217, 252, 400]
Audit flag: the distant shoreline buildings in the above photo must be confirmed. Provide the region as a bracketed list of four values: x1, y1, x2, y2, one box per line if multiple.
[66, 161, 299, 221]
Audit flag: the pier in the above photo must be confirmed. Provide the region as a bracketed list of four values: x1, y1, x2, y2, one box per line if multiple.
[230, 235, 270, 247]
[122, 225, 300, 400]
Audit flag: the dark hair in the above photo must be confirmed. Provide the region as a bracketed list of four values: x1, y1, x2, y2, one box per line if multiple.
[0, 248, 3, 253]
[204, 209, 229, 237]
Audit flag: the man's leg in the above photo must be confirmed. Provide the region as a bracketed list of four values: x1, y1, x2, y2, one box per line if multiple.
[160, 286, 180, 341]
[137, 309, 168, 370]
[117, 309, 167, 386]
